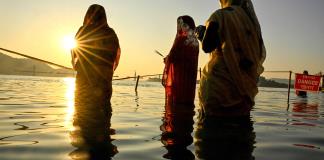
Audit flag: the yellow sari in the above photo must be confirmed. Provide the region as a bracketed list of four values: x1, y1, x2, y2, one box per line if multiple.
[199, 3, 265, 116]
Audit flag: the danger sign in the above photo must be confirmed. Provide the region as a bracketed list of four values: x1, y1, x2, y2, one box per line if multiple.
[294, 73, 321, 92]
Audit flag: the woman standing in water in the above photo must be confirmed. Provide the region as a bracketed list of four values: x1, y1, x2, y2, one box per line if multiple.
[71, 4, 120, 111]
[162, 15, 199, 106]
[70, 4, 120, 156]
[195, 0, 266, 117]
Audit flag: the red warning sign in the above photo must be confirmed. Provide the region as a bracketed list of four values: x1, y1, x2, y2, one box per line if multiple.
[294, 73, 321, 92]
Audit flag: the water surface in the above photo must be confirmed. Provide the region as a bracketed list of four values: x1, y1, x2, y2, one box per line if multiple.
[0, 75, 323, 159]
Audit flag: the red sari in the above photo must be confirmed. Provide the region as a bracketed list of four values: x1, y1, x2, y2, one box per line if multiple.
[162, 16, 199, 106]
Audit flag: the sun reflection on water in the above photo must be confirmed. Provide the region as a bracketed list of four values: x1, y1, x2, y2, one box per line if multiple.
[64, 77, 75, 130]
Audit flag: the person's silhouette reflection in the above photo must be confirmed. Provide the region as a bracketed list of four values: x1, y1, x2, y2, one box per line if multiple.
[160, 102, 195, 160]
[195, 115, 255, 160]
[69, 79, 117, 160]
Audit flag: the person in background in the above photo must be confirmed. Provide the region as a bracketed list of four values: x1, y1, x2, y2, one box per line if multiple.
[70, 4, 120, 157]
[195, 0, 266, 117]
[162, 15, 199, 106]
[296, 70, 308, 97]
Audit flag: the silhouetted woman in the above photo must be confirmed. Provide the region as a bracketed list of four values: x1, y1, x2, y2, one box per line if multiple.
[70, 4, 120, 158]
[195, 0, 266, 117]
[162, 15, 199, 106]
[71, 4, 120, 113]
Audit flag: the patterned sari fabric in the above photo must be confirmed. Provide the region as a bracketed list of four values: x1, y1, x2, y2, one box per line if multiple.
[162, 15, 199, 105]
[199, 0, 266, 116]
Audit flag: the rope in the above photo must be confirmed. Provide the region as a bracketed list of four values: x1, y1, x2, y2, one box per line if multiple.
[0, 47, 73, 70]
[2, 47, 302, 80]
[263, 70, 292, 73]
[113, 74, 162, 81]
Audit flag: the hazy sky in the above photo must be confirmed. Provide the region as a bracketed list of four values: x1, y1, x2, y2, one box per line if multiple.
[0, 0, 323, 78]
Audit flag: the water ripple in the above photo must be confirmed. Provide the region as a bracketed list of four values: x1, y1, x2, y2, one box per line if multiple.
[0, 76, 324, 160]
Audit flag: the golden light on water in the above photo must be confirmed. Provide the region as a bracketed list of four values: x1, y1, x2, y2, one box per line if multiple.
[64, 77, 75, 130]
[62, 34, 77, 51]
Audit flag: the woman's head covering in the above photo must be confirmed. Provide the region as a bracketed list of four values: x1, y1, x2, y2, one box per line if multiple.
[83, 4, 108, 28]
[177, 15, 196, 31]
[219, 0, 260, 35]
[176, 15, 195, 37]
[175, 15, 199, 47]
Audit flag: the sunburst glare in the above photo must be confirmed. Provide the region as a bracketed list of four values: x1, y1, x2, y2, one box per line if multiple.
[62, 34, 77, 51]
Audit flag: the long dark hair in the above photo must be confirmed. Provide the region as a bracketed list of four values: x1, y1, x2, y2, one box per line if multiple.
[83, 4, 108, 28]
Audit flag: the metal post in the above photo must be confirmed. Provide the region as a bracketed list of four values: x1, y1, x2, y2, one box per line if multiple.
[135, 75, 140, 91]
[287, 71, 292, 105]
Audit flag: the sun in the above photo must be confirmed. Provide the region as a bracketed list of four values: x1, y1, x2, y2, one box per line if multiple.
[62, 34, 77, 50]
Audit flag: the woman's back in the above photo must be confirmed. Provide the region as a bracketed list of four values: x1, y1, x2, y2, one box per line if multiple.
[74, 26, 119, 82]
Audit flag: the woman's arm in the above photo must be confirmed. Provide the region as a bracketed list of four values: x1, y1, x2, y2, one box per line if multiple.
[201, 21, 221, 53]
[113, 47, 121, 71]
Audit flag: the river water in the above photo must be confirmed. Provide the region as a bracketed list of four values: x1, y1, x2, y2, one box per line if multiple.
[0, 75, 323, 160]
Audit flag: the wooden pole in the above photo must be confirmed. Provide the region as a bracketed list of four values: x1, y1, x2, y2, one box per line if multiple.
[287, 71, 292, 108]
[135, 75, 140, 91]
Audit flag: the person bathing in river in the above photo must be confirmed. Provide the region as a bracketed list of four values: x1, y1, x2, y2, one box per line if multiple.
[71, 4, 121, 124]
[162, 15, 199, 106]
[195, 0, 266, 117]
